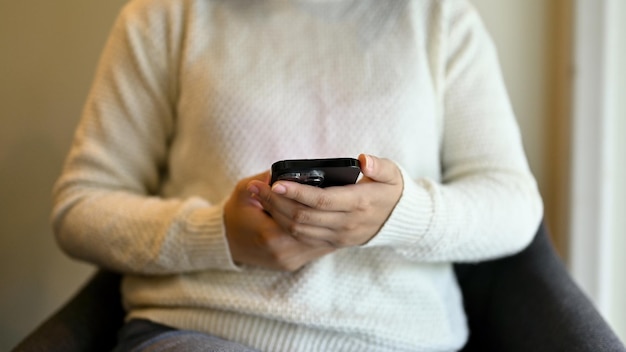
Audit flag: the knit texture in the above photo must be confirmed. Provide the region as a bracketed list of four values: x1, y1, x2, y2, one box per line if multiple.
[52, 0, 543, 351]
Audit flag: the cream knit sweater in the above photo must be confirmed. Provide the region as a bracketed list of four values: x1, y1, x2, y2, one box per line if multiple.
[52, 0, 543, 351]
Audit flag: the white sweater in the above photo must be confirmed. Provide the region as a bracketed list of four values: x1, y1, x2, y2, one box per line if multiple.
[52, 0, 543, 351]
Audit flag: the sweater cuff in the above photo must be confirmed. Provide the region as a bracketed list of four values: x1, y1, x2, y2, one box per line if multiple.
[180, 199, 241, 272]
[363, 167, 435, 248]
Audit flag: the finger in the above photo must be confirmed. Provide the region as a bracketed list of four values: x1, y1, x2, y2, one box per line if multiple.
[269, 181, 357, 211]
[245, 171, 270, 191]
[237, 171, 270, 202]
[269, 226, 336, 252]
[255, 226, 336, 270]
[273, 245, 336, 272]
[245, 174, 271, 202]
[248, 184, 350, 245]
[261, 199, 364, 248]
[358, 154, 402, 185]
[253, 182, 341, 223]
[291, 230, 338, 248]
[268, 203, 343, 239]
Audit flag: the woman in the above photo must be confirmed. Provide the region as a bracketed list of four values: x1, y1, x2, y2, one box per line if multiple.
[52, 0, 543, 350]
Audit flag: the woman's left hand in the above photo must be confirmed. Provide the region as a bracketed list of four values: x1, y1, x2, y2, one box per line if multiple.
[248, 154, 404, 248]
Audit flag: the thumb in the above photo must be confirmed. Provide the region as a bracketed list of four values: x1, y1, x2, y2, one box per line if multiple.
[358, 154, 402, 185]
[245, 170, 270, 195]
[232, 171, 269, 208]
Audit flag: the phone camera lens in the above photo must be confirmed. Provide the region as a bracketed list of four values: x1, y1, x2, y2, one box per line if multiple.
[303, 175, 324, 187]
[277, 170, 325, 187]
[301, 170, 324, 187]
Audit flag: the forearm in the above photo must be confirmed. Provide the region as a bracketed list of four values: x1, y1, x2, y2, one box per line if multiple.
[52, 185, 239, 274]
[365, 166, 543, 262]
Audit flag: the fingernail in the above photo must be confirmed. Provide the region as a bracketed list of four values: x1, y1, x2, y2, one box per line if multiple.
[272, 183, 287, 194]
[365, 155, 374, 172]
[247, 184, 260, 195]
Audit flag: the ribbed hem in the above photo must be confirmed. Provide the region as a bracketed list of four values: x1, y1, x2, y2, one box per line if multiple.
[181, 199, 241, 272]
[363, 167, 435, 249]
[127, 308, 433, 352]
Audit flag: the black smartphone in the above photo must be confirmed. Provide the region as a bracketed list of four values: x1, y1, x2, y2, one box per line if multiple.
[270, 158, 361, 188]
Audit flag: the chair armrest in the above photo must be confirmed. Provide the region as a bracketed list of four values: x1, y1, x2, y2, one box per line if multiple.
[455, 221, 625, 352]
[13, 270, 125, 352]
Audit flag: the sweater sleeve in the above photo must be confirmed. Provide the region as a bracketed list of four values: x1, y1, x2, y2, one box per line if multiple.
[51, 0, 240, 274]
[364, 1, 543, 262]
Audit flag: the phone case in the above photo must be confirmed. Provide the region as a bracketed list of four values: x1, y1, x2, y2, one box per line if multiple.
[270, 158, 361, 188]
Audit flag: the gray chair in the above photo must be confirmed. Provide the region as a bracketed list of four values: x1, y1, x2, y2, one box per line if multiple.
[13, 221, 626, 351]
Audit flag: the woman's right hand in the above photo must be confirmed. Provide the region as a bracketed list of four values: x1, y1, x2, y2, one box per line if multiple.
[224, 171, 335, 271]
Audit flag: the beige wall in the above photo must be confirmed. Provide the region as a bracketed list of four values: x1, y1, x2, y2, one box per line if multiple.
[0, 1, 559, 349]
[0, 1, 127, 349]
[472, 0, 551, 191]
[472, 0, 571, 256]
